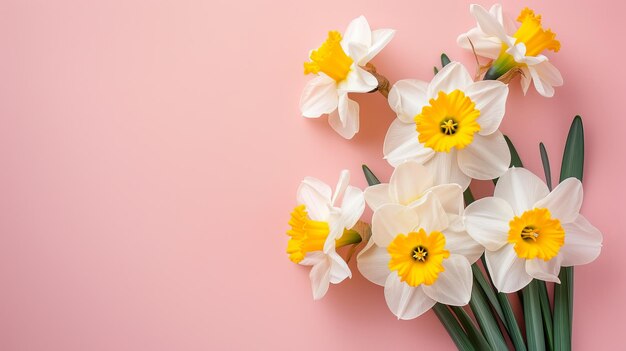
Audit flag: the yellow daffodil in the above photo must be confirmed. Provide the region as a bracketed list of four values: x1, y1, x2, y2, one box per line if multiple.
[463, 168, 602, 293]
[300, 16, 395, 139]
[286, 170, 365, 299]
[457, 4, 563, 97]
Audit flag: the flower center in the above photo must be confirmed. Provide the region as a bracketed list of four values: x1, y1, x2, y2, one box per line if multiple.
[507, 208, 565, 261]
[303, 31, 353, 82]
[286, 205, 361, 263]
[387, 229, 450, 287]
[512, 8, 560, 57]
[415, 90, 481, 152]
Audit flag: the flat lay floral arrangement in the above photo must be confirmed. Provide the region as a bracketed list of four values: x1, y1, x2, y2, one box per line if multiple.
[286, 4, 602, 351]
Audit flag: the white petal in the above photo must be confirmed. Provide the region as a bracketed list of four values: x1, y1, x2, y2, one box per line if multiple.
[388, 79, 429, 123]
[428, 184, 464, 216]
[410, 192, 449, 233]
[309, 256, 332, 300]
[469, 4, 511, 45]
[328, 95, 359, 139]
[464, 197, 514, 251]
[457, 131, 510, 180]
[300, 251, 326, 266]
[360, 28, 395, 64]
[443, 227, 484, 264]
[534, 178, 583, 224]
[428, 62, 474, 97]
[356, 239, 390, 286]
[300, 75, 339, 117]
[457, 27, 502, 60]
[338, 185, 365, 229]
[301, 176, 332, 202]
[465, 80, 508, 136]
[331, 169, 350, 206]
[383, 119, 435, 167]
[390, 161, 434, 206]
[297, 179, 331, 221]
[561, 215, 603, 266]
[526, 257, 561, 284]
[494, 167, 549, 216]
[485, 245, 532, 293]
[372, 203, 420, 247]
[384, 274, 436, 320]
[342, 15, 372, 53]
[364, 184, 392, 211]
[422, 254, 472, 306]
[528, 60, 563, 97]
[423, 150, 471, 191]
[339, 65, 378, 93]
[328, 251, 352, 284]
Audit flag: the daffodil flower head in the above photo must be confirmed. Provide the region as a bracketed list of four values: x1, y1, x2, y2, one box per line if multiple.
[457, 4, 564, 97]
[464, 168, 603, 293]
[300, 16, 395, 139]
[357, 191, 482, 320]
[286, 170, 365, 299]
[384, 62, 511, 190]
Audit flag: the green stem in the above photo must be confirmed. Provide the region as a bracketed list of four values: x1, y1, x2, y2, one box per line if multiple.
[524, 280, 546, 351]
[433, 303, 477, 351]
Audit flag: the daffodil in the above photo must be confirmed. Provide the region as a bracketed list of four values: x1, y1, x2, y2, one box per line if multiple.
[384, 62, 510, 190]
[463, 168, 602, 293]
[357, 192, 479, 320]
[300, 16, 395, 139]
[286, 170, 365, 299]
[364, 161, 483, 263]
[457, 4, 563, 97]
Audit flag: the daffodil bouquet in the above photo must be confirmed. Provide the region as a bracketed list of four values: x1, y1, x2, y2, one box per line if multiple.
[286, 4, 602, 351]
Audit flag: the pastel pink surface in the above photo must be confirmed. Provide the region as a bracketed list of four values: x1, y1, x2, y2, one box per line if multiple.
[0, 0, 623, 350]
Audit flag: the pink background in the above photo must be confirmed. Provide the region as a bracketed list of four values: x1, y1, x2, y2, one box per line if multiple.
[1, 0, 624, 349]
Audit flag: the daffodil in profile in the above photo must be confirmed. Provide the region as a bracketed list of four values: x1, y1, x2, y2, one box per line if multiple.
[287, 170, 365, 299]
[457, 4, 563, 97]
[463, 168, 602, 293]
[357, 193, 479, 320]
[300, 16, 395, 139]
[384, 62, 510, 190]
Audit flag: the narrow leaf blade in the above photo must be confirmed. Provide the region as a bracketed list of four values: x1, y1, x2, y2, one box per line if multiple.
[362, 164, 381, 186]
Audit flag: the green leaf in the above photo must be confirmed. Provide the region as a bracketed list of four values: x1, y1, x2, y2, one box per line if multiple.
[433, 303, 477, 351]
[450, 306, 493, 351]
[463, 188, 475, 206]
[505, 135, 524, 168]
[361, 164, 381, 186]
[469, 277, 508, 350]
[559, 116, 584, 182]
[498, 291, 527, 351]
[434, 66, 439, 75]
[476, 257, 527, 351]
[539, 143, 552, 190]
[524, 280, 546, 351]
[554, 116, 584, 351]
[441, 53, 451, 67]
[538, 281, 554, 351]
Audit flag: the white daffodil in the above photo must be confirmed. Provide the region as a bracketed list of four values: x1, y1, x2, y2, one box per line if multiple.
[357, 193, 480, 320]
[300, 16, 395, 139]
[384, 62, 510, 190]
[363, 161, 484, 263]
[457, 4, 563, 97]
[463, 168, 602, 293]
[286, 170, 365, 299]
